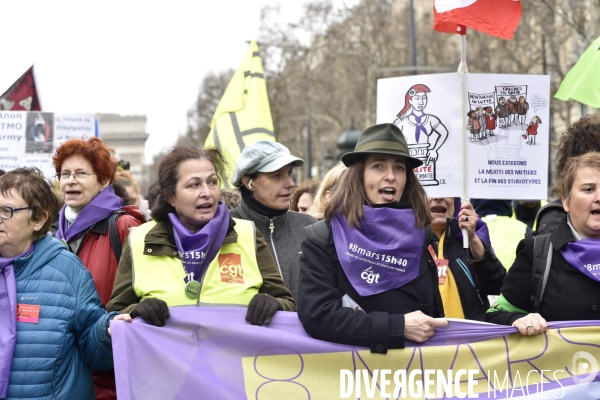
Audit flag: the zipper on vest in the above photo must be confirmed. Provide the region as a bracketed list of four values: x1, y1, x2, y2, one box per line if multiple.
[195, 258, 211, 307]
[269, 219, 284, 281]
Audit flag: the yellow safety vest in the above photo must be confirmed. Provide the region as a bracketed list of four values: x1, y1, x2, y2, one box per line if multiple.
[482, 215, 528, 270]
[130, 218, 262, 306]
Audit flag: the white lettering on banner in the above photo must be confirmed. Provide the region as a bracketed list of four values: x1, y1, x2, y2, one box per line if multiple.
[0, 134, 22, 141]
[0, 124, 23, 131]
[0, 113, 22, 119]
[340, 369, 479, 398]
[360, 267, 380, 284]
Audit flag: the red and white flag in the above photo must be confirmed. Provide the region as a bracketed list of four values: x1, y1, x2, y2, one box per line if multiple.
[433, 0, 522, 40]
[0, 65, 41, 111]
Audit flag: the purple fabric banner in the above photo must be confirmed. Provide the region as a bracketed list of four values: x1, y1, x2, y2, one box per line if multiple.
[111, 307, 600, 399]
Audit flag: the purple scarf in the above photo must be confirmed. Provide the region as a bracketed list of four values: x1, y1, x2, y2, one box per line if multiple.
[168, 202, 230, 283]
[560, 239, 600, 283]
[0, 244, 35, 398]
[410, 112, 428, 143]
[453, 198, 492, 247]
[331, 206, 424, 296]
[56, 185, 123, 244]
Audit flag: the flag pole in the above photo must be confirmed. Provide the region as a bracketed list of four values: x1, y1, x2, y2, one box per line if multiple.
[457, 26, 469, 249]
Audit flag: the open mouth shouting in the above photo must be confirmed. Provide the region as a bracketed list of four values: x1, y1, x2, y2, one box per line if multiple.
[379, 187, 397, 202]
[196, 202, 214, 214]
[64, 189, 82, 200]
[430, 205, 448, 217]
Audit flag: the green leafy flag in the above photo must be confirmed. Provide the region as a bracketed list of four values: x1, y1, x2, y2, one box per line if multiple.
[555, 36, 600, 108]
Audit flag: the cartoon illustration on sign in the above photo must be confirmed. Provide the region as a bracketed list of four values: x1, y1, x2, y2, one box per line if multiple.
[508, 95, 519, 125]
[377, 72, 550, 199]
[524, 116, 542, 145]
[484, 106, 497, 137]
[466, 110, 481, 142]
[393, 84, 449, 186]
[476, 107, 487, 140]
[517, 96, 529, 125]
[496, 97, 510, 128]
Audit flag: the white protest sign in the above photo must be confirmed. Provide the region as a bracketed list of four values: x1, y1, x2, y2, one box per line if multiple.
[54, 113, 96, 147]
[377, 73, 550, 200]
[23, 154, 55, 178]
[0, 111, 26, 171]
[2, 112, 96, 179]
[466, 74, 550, 200]
[377, 73, 463, 198]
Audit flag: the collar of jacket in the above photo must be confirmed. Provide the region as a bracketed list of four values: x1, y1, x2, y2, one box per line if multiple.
[14, 233, 66, 279]
[428, 218, 458, 244]
[444, 218, 459, 245]
[551, 215, 577, 249]
[236, 198, 288, 230]
[143, 217, 237, 258]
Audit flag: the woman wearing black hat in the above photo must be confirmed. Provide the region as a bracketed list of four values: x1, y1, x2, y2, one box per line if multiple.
[297, 123, 447, 353]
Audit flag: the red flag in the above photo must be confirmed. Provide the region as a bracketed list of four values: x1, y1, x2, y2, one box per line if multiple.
[0, 65, 41, 111]
[433, 0, 522, 40]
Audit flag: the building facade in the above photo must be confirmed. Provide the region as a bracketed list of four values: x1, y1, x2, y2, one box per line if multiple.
[96, 113, 150, 194]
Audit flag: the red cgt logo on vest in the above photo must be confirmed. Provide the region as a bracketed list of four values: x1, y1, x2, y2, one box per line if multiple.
[218, 253, 244, 284]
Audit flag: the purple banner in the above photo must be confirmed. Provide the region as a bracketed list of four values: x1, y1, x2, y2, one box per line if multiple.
[111, 307, 600, 399]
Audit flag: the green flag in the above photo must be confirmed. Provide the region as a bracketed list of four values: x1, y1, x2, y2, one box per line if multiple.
[555, 36, 600, 108]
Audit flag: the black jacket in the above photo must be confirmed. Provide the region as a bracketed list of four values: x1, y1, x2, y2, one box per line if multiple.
[486, 216, 600, 325]
[297, 220, 443, 354]
[534, 198, 565, 236]
[427, 218, 506, 321]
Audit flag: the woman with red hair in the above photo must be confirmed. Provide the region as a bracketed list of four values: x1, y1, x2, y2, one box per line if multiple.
[393, 84, 449, 165]
[52, 137, 146, 400]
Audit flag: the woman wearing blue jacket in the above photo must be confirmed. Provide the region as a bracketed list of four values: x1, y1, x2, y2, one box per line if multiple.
[0, 167, 129, 400]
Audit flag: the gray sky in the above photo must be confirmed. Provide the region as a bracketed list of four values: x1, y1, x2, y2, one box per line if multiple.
[0, 0, 313, 163]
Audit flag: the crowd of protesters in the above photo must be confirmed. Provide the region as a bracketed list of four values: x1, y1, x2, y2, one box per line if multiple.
[0, 114, 599, 398]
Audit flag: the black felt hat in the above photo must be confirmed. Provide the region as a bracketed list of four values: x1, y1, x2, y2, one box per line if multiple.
[341, 123, 422, 168]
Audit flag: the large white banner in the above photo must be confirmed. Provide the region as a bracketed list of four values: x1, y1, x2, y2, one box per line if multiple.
[0, 111, 26, 171]
[0, 111, 96, 177]
[377, 73, 462, 198]
[377, 73, 550, 200]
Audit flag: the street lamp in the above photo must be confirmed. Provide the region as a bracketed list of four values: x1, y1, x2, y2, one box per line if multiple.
[336, 121, 361, 161]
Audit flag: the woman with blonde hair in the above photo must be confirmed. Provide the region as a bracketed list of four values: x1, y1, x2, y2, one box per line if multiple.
[307, 161, 347, 220]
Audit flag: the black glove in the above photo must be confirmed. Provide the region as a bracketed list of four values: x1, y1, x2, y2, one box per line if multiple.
[131, 298, 170, 327]
[246, 293, 281, 326]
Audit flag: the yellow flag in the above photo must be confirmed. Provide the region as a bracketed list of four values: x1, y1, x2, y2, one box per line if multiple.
[204, 41, 275, 188]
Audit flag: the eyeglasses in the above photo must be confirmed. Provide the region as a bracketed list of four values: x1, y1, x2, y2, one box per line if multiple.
[0, 206, 38, 220]
[54, 171, 96, 182]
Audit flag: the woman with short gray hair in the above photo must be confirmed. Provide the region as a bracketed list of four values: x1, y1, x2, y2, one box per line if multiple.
[231, 140, 317, 300]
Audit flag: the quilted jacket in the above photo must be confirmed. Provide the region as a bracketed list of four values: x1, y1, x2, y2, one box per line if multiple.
[7, 233, 118, 400]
